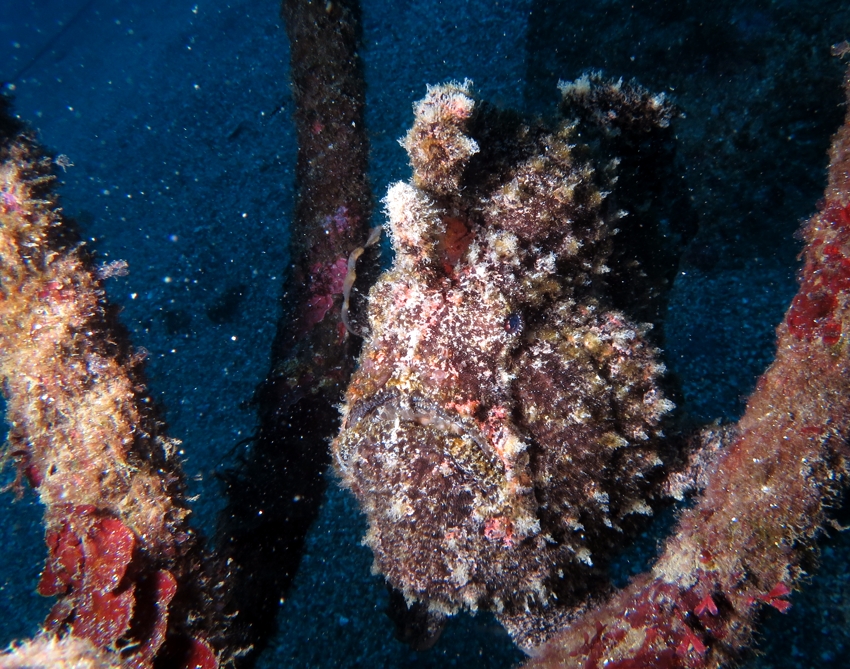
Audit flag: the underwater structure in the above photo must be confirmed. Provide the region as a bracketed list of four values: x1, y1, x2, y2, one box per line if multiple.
[1, 2, 850, 668]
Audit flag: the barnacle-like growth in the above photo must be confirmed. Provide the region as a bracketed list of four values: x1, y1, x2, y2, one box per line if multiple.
[333, 79, 678, 648]
[0, 634, 124, 669]
[526, 66, 850, 669]
[0, 98, 220, 669]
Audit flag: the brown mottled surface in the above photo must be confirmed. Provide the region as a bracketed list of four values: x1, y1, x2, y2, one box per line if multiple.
[334, 80, 678, 650]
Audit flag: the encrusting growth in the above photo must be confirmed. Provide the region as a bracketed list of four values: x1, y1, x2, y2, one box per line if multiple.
[333, 78, 679, 648]
[524, 63, 850, 669]
[0, 635, 123, 669]
[3, 13, 850, 664]
[0, 99, 225, 668]
[217, 0, 374, 660]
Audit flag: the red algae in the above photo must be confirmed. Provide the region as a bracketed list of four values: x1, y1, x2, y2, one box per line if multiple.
[523, 65, 850, 669]
[0, 98, 227, 668]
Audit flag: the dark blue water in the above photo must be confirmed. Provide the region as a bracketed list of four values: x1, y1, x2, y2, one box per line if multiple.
[0, 1, 848, 667]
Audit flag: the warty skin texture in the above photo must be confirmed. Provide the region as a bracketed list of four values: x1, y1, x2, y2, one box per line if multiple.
[333, 80, 678, 648]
